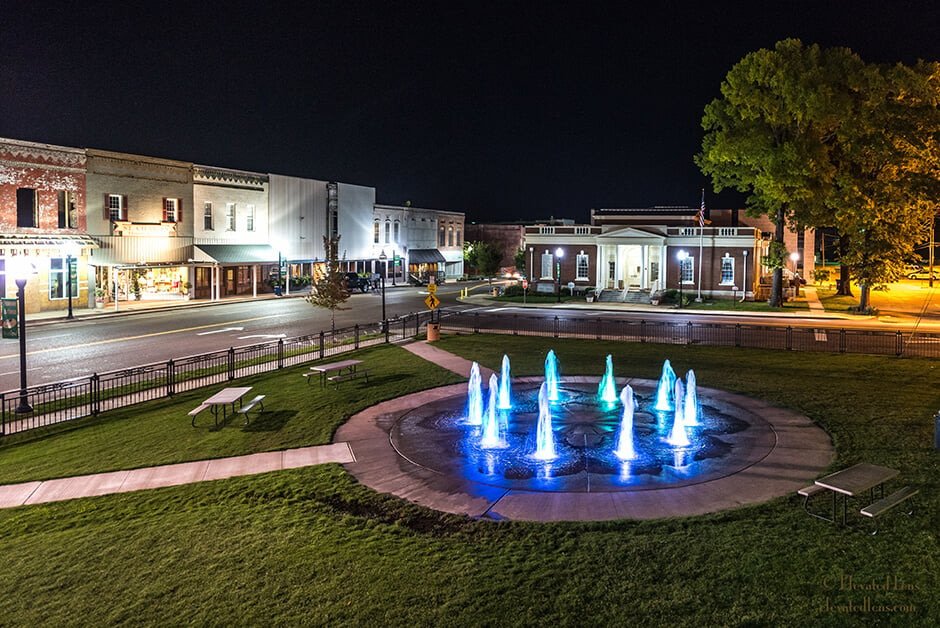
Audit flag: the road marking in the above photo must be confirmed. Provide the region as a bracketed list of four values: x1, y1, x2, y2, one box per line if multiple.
[197, 327, 245, 335]
[1, 316, 282, 360]
[238, 334, 286, 339]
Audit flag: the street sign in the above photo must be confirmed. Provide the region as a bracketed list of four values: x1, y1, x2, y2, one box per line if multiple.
[424, 294, 440, 310]
[427, 283, 437, 294]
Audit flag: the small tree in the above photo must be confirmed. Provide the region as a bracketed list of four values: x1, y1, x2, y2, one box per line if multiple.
[304, 235, 350, 332]
[513, 248, 527, 274]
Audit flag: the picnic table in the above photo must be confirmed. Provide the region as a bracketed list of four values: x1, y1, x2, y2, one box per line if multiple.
[203, 386, 253, 427]
[814, 462, 899, 525]
[308, 359, 365, 387]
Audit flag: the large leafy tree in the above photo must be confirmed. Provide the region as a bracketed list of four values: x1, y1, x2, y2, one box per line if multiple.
[304, 235, 349, 332]
[464, 241, 502, 279]
[696, 39, 848, 306]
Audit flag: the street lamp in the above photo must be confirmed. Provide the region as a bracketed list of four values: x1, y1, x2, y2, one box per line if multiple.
[555, 247, 564, 303]
[677, 250, 688, 308]
[790, 252, 801, 297]
[378, 251, 387, 333]
[11, 260, 35, 413]
[64, 243, 79, 319]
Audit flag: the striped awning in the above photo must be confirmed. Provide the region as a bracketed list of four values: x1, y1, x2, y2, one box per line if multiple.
[0, 233, 99, 254]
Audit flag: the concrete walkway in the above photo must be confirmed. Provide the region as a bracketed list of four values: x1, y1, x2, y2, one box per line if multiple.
[0, 443, 354, 509]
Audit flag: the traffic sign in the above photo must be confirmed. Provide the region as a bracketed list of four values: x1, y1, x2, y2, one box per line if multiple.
[427, 283, 437, 294]
[424, 294, 440, 310]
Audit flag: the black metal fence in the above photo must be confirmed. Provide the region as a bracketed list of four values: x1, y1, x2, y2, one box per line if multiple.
[441, 311, 940, 358]
[4, 307, 937, 439]
[1, 311, 437, 438]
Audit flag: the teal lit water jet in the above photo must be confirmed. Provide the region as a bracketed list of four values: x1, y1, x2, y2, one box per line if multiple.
[533, 381, 556, 459]
[544, 350, 561, 402]
[684, 369, 700, 426]
[615, 384, 636, 460]
[481, 373, 503, 448]
[654, 359, 676, 411]
[467, 362, 483, 425]
[498, 354, 512, 410]
[668, 378, 691, 447]
[598, 354, 619, 404]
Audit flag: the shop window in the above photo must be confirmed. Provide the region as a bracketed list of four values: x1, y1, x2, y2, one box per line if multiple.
[48, 258, 75, 300]
[204, 202, 213, 230]
[57, 191, 76, 228]
[17, 188, 37, 228]
[246, 205, 255, 232]
[105, 194, 127, 221]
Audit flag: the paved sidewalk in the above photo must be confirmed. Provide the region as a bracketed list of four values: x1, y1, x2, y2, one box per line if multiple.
[0, 443, 355, 509]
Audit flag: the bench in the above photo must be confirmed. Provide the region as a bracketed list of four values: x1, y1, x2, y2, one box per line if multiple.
[860, 486, 918, 534]
[302, 372, 317, 384]
[327, 369, 369, 386]
[236, 395, 266, 424]
[189, 403, 211, 427]
[797, 484, 831, 521]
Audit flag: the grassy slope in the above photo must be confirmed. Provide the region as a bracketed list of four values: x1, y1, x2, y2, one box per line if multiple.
[0, 338, 937, 626]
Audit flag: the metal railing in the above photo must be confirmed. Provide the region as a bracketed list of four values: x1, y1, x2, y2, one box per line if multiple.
[1, 311, 437, 438]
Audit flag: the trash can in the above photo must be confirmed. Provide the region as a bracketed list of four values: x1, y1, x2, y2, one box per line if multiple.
[274, 285, 282, 296]
[492, 287, 499, 296]
[427, 322, 441, 342]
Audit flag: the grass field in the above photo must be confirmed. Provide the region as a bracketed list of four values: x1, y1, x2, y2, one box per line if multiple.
[0, 337, 937, 626]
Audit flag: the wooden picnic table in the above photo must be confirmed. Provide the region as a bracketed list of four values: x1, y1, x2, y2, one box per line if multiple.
[814, 462, 899, 525]
[309, 359, 364, 387]
[203, 386, 253, 427]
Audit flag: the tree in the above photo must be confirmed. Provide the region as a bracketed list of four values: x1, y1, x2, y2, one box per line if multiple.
[513, 248, 527, 273]
[464, 241, 502, 279]
[696, 39, 848, 307]
[304, 235, 349, 332]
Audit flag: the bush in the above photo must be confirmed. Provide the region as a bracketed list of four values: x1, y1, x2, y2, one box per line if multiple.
[660, 289, 678, 304]
[503, 284, 526, 297]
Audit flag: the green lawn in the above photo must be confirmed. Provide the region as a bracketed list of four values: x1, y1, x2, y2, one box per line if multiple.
[0, 338, 937, 626]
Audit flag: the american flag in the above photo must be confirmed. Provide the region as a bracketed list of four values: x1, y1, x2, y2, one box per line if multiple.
[698, 190, 706, 227]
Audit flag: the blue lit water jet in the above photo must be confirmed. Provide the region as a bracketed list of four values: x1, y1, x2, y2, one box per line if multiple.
[545, 350, 561, 402]
[533, 381, 557, 459]
[498, 354, 512, 410]
[668, 378, 691, 447]
[481, 373, 504, 448]
[598, 354, 619, 404]
[467, 361, 483, 425]
[684, 369, 700, 426]
[654, 359, 677, 411]
[615, 384, 636, 460]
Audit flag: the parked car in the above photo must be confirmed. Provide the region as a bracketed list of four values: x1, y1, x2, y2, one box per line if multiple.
[343, 272, 373, 292]
[906, 268, 939, 280]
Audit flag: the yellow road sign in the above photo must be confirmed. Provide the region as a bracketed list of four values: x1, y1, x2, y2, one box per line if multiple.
[427, 283, 437, 294]
[424, 294, 440, 310]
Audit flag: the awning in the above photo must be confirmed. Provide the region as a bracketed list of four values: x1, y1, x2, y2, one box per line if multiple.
[0, 233, 100, 250]
[408, 249, 446, 264]
[193, 244, 278, 264]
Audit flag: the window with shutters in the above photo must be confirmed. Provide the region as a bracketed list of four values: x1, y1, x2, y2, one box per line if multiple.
[106, 194, 126, 221]
[163, 198, 178, 223]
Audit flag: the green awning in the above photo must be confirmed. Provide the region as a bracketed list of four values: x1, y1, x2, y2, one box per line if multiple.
[193, 244, 278, 264]
[408, 249, 446, 264]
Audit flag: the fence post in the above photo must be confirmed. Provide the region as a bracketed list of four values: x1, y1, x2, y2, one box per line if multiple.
[687, 321, 694, 345]
[474, 313, 480, 334]
[640, 319, 646, 343]
[735, 323, 741, 347]
[277, 338, 285, 369]
[786, 326, 793, 350]
[167, 359, 176, 396]
[91, 373, 101, 415]
[355, 324, 360, 349]
[228, 347, 236, 380]
[896, 330, 903, 357]
[319, 331, 325, 359]
[553, 316, 559, 338]
[596, 318, 602, 341]
[839, 328, 847, 353]
[513, 314, 518, 336]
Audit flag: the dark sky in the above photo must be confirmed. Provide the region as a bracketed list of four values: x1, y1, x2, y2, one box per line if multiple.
[3, 1, 939, 223]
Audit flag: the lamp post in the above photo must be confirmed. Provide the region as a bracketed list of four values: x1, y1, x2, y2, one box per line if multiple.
[790, 252, 800, 297]
[12, 262, 35, 413]
[555, 247, 564, 303]
[741, 250, 749, 302]
[65, 245, 79, 320]
[677, 250, 688, 308]
[378, 251, 387, 333]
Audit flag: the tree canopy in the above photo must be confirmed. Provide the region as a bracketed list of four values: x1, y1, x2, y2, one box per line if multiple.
[696, 39, 940, 310]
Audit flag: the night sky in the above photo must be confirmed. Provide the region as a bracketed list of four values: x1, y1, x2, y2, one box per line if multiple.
[3, 1, 939, 224]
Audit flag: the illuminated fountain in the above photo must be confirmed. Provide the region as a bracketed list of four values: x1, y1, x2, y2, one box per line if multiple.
[598, 354, 619, 404]
[481, 374, 504, 448]
[497, 355, 512, 410]
[654, 359, 677, 411]
[388, 352, 762, 493]
[533, 381, 556, 459]
[544, 350, 561, 401]
[614, 384, 636, 460]
[467, 362, 483, 425]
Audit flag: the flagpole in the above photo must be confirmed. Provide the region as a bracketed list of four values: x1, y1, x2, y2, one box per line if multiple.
[696, 189, 704, 302]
